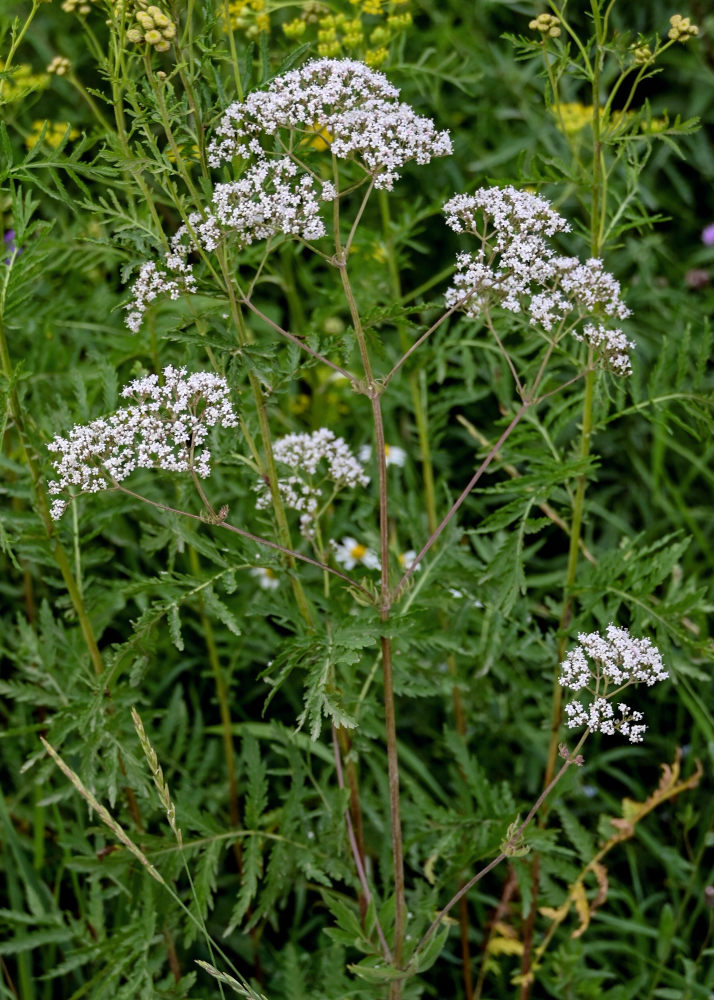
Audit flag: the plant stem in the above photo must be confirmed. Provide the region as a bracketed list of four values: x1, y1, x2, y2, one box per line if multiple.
[112, 484, 372, 597]
[392, 402, 529, 601]
[187, 547, 242, 856]
[332, 726, 392, 962]
[336, 197, 406, 985]
[379, 189, 472, 994]
[218, 252, 315, 625]
[409, 735, 587, 969]
[0, 315, 105, 679]
[520, 8, 607, 990]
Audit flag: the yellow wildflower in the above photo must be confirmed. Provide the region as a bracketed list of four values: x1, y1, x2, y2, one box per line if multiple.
[0, 61, 50, 103]
[25, 120, 80, 151]
[365, 46, 389, 66]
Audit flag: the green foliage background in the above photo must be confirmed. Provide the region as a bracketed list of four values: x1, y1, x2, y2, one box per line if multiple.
[1, 1, 713, 998]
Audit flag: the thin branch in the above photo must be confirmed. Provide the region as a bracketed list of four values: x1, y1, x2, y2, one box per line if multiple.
[241, 298, 357, 383]
[331, 726, 392, 963]
[391, 403, 529, 603]
[407, 737, 587, 971]
[111, 483, 373, 598]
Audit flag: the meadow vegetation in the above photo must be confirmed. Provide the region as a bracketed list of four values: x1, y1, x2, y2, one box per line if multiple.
[1, 1, 714, 998]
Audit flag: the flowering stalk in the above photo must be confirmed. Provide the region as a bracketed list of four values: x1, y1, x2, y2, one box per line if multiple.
[219, 251, 315, 626]
[380, 187, 472, 990]
[407, 735, 588, 974]
[336, 228, 407, 984]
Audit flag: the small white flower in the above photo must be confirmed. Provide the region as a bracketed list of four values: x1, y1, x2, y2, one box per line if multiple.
[397, 549, 420, 571]
[250, 567, 280, 590]
[208, 59, 452, 189]
[358, 443, 407, 467]
[255, 428, 368, 538]
[333, 536, 380, 570]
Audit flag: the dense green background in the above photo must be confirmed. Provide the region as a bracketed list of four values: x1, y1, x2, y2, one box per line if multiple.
[1, 1, 713, 997]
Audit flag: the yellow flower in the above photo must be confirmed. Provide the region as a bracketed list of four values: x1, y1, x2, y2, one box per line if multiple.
[301, 121, 334, 151]
[0, 60, 49, 103]
[365, 46, 388, 66]
[25, 120, 79, 151]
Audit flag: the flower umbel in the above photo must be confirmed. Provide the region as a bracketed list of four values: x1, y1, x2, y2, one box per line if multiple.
[254, 428, 369, 537]
[208, 58, 452, 190]
[559, 625, 668, 743]
[47, 367, 238, 518]
[444, 186, 634, 375]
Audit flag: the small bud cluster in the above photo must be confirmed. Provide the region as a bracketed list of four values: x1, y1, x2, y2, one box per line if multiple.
[61, 0, 95, 14]
[443, 186, 634, 375]
[529, 13, 561, 37]
[255, 428, 368, 537]
[48, 367, 238, 519]
[207, 59, 452, 190]
[667, 14, 698, 42]
[125, 2, 177, 50]
[224, 0, 270, 39]
[47, 57, 71, 76]
[559, 625, 668, 743]
[632, 44, 653, 65]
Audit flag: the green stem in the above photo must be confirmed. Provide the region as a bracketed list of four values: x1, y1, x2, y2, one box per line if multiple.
[187, 548, 241, 843]
[0, 0, 41, 102]
[217, 249, 314, 626]
[336, 207, 406, 986]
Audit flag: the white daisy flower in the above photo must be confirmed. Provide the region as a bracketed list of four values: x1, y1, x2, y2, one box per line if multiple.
[333, 537, 381, 570]
[358, 443, 407, 467]
[397, 550, 421, 572]
[250, 567, 280, 590]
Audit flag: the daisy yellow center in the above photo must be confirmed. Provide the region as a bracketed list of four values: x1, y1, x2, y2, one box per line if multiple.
[384, 444, 391, 456]
[264, 568, 276, 579]
[351, 544, 367, 560]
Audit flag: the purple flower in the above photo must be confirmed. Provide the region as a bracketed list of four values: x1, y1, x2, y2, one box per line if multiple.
[3, 230, 17, 265]
[701, 223, 714, 246]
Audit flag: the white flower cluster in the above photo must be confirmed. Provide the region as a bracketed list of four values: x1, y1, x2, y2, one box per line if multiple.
[47, 366, 238, 519]
[126, 261, 196, 334]
[255, 428, 368, 537]
[560, 625, 668, 744]
[208, 58, 452, 190]
[573, 323, 636, 377]
[125, 60, 450, 330]
[443, 186, 634, 374]
[564, 699, 646, 744]
[126, 159, 331, 332]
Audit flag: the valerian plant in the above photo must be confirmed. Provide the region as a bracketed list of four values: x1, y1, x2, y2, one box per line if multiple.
[1, 2, 711, 999]
[39, 50, 685, 996]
